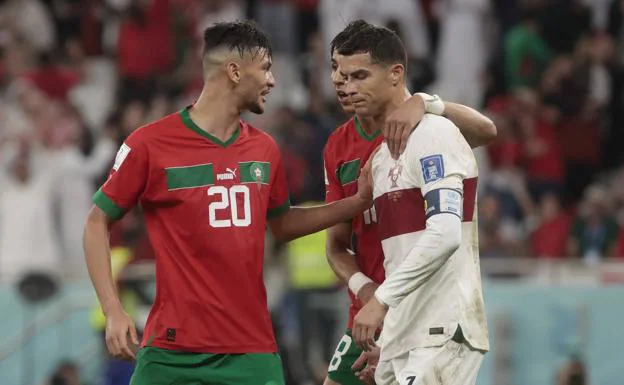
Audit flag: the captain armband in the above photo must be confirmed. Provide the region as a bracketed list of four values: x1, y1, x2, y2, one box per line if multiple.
[423, 188, 463, 219]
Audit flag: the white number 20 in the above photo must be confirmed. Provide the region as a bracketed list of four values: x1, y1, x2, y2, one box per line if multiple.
[208, 185, 251, 228]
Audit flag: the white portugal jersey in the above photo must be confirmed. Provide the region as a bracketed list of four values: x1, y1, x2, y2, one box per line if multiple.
[372, 114, 489, 361]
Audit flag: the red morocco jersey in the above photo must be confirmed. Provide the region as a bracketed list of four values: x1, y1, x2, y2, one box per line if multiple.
[323, 116, 385, 328]
[93, 107, 290, 353]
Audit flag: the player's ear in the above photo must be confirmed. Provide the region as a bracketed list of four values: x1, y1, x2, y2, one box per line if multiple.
[388, 64, 405, 86]
[226, 61, 242, 84]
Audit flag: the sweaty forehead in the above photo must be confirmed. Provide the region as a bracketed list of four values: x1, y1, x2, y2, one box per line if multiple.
[335, 53, 376, 73]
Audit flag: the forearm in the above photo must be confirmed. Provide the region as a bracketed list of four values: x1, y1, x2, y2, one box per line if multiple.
[443, 102, 497, 148]
[271, 196, 367, 242]
[375, 213, 461, 308]
[327, 249, 360, 282]
[326, 222, 360, 282]
[83, 210, 121, 315]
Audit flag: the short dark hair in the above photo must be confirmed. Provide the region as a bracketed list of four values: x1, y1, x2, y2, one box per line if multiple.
[330, 19, 372, 56]
[336, 25, 407, 68]
[203, 20, 272, 59]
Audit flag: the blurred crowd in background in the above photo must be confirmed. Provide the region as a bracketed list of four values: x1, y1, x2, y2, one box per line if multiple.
[1, 0, 624, 384]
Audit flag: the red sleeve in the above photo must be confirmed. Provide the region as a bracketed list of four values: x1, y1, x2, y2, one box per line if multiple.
[92, 136, 149, 220]
[324, 140, 344, 203]
[267, 149, 291, 219]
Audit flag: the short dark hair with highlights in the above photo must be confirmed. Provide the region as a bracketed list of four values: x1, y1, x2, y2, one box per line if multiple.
[203, 20, 272, 58]
[329, 19, 372, 56]
[336, 25, 407, 68]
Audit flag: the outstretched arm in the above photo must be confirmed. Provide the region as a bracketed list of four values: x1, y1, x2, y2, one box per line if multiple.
[268, 195, 369, 242]
[269, 147, 378, 242]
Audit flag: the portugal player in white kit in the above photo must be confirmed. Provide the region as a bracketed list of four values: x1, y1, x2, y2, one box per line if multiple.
[334, 25, 489, 385]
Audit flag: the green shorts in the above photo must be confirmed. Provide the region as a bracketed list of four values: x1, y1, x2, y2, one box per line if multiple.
[130, 347, 285, 385]
[327, 329, 366, 385]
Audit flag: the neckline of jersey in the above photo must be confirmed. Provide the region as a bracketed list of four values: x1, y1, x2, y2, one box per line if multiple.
[179, 107, 241, 147]
[354, 116, 381, 141]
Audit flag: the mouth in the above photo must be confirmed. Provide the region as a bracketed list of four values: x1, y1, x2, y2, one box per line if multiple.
[260, 90, 270, 102]
[336, 91, 349, 104]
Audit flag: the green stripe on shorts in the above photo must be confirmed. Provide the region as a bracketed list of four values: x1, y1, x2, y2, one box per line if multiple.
[130, 347, 284, 385]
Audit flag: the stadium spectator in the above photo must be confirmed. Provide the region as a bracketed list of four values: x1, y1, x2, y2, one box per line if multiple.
[530, 192, 571, 258]
[568, 185, 620, 262]
[504, 7, 552, 89]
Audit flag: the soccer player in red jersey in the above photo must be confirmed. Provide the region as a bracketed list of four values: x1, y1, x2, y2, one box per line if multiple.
[83, 21, 375, 385]
[323, 21, 497, 385]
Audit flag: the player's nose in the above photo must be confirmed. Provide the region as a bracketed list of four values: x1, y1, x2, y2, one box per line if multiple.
[331, 70, 344, 85]
[266, 71, 275, 88]
[344, 81, 358, 97]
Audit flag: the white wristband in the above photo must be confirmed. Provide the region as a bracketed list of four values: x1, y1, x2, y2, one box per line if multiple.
[416, 92, 445, 116]
[348, 272, 374, 297]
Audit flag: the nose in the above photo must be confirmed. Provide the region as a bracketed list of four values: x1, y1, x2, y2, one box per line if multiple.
[267, 71, 275, 88]
[344, 80, 358, 97]
[331, 70, 344, 86]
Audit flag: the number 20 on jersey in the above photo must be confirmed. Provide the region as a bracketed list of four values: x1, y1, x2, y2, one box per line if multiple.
[208, 185, 251, 228]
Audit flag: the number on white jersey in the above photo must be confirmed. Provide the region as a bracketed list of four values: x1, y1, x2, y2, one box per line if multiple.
[363, 205, 378, 225]
[208, 185, 252, 228]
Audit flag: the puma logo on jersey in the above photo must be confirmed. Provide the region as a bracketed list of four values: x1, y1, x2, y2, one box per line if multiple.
[217, 168, 237, 181]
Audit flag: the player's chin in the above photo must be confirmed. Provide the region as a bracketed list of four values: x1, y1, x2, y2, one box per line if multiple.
[248, 100, 265, 114]
[353, 105, 372, 116]
[340, 101, 356, 114]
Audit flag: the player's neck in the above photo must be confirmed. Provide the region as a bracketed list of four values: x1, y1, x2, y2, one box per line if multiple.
[191, 86, 242, 142]
[357, 116, 379, 135]
[378, 89, 411, 126]
[355, 87, 411, 134]
[360, 90, 410, 131]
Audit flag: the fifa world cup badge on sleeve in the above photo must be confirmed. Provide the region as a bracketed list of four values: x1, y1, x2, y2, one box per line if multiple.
[420, 154, 444, 183]
[113, 143, 131, 171]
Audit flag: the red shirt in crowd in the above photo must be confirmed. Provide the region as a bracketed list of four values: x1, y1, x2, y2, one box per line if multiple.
[531, 213, 571, 258]
[524, 119, 565, 183]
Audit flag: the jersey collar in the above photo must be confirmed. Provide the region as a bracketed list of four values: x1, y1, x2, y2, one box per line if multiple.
[354, 116, 381, 142]
[179, 107, 241, 147]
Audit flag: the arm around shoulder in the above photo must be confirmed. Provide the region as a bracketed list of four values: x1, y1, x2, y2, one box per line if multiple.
[443, 102, 497, 148]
